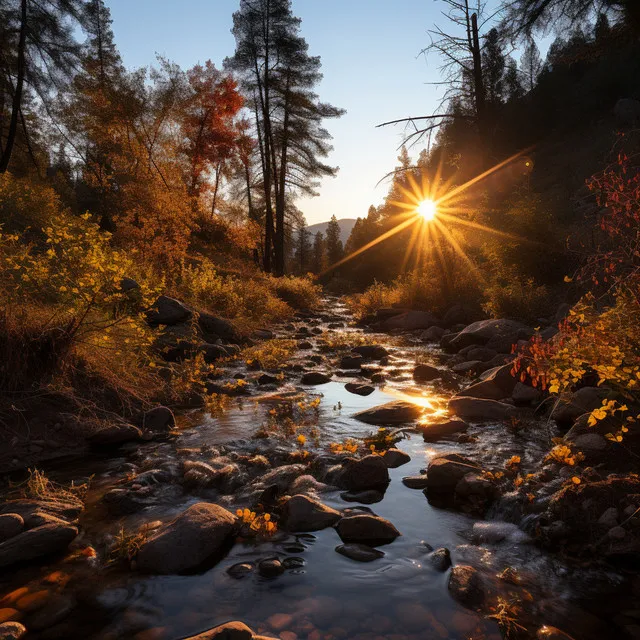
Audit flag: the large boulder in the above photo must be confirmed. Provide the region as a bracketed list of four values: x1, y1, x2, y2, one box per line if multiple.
[550, 387, 609, 429]
[413, 363, 443, 382]
[147, 296, 193, 326]
[420, 419, 468, 441]
[136, 503, 236, 574]
[380, 310, 440, 331]
[301, 371, 332, 385]
[456, 364, 517, 401]
[142, 406, 175, 434]
[448, 397, 515, 421]
[335, 514, 400, 546]
[425, 454, 480, 493]
[351, 345, 389, 360]
[339, 455, 390, 491]
[353, 401, 423, 425]
[345, 383, 375, 396]
[443, 304, 478, 327]
[183, 621, 253, 640]
[198, 312, 240, 344]
[381, 448, 411, 468]
[281, 495, 341, 532]
[450, 319, 530, 352]
[0, 523, 78, 569]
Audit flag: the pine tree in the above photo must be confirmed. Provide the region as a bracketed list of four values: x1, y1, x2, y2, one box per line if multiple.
[504, 58, 524, 101]
[311, 231, 325, 273]
[294, 224, 312, 274]
[482, 28, 506, 106]
[325, 215, 344, 266]
[520, 38, 542, 92]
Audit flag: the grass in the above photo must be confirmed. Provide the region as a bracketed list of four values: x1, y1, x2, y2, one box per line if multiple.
[242, 339, 297, 370]
[21, 468, 89, 504]
[108, 526, 148, 565]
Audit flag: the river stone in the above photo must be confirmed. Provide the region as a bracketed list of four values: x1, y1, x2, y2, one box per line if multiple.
[339, 455, 390, 491]
[450, 319, 529, 351]
[226, 562, 254, 578]
[136, 503, 236, 574]
[258, 464, 307, 493]
[472, 522, 529, 544]
[351, 345, 389, 360]
[89, 423, 142, 446]
[452, 361, 483, 375]
[344, 382, 374, 396]
[550, 387, 609, 429]
[0, 515, 23, 543]
[382, 448, 410, 468]
[0, 498, 83, 523]
[402, 476, 430, 489]
[301, 371, 332, 385]
[353, 400, 423, 425]
[258, 558, 284, 577]
[512, 382, 542, 405]
[281, 495, 341, 532]
[413, 363, 442, 382]
[380, 310, 440, 331]
[448, 397, 515, 421]
[455, 473, 498, 514]
[536, 626, 578, 640]
[335, 543, 385, 562]
[448, 565, 485, 609]
[200, 343, 230, 362]
[0, 623, 26, 640]
[198, 312, 240, 343]
[421, 326, 446, 342]
[425, 454, 480, 493]
[289, 475, 332, 496]
[340, 490, 385, 504]
[420, 419, 468, 441]
[146, 295, 192, 325]
[457, 363, 517, 401]
[335, 514, 400, 546]
[340, 354, 363, 369]
[183, 621, 253, 640]
[426, 547, 452, 571]
[0, 523, 78, 569]
[142, 406, 175, 433]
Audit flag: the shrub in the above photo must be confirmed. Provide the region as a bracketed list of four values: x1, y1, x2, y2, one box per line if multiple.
[346, 281, 401, 320]
[268, 275, 321, 310]
[482, 277, 552, 322]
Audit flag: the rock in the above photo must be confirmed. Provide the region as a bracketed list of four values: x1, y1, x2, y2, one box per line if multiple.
[335, 543, 384, 562]
[257, 373, 279, 385]
[425, 454, 480, 493]
[0, 623, 26, 640]
[448, 397, 515, 421]
[452, 361, 483, 375]
[421, 326, 446, 342]
[370, 372, 386, 383]
[146, 296, 192, 325]
[413, 363, 442, 382]
[226, 562, 254, 578]
[258, 464, 307, 493]
[443, 304, 477, 327]
[198, 313, 240, 343]
[27, 594, 76, 630]
[402, 476, 430, 489]
[301, 371, 332, 385]
[281, 495, 341, 532]
[472, 522, 528, 544]
[0, 515, 24, 543]
[258, 558, 284, 577]
[0, 523, 78, 569]
[200, 343, 230, 363]
[340, 489, 384, 504]
[550, 387, 609, 429]
[142, 406, 175, 434]
[573, 433, 608, 454]
[512, 382, 542, 405]
[289, 475, 332, 495]
[120, 277, 140, 292]
[89, 423, 142, 446]
[136, 503, 236, 574]
[426, 547, 451, 571]
[335, 514, 400, 545]
[252, 329, 274, 340]
[344, 383, 374, 396]
[340, 354, 363, 369]
[339, 455, 390, 491]
[353, 401, 423, 425]
[536, 625, 578, 640]
[455, 473, 498, 514]
[457, 363, 517, 401]
[614, 98, 640, 128]
[598, 507, 619, 528]
[0, 614, 18, 627]
[351, 345, 389, 360]
[448, 565, 485, 609]
[297, 340, 313, 350]
[420, 419, 468, 441]
[608, 526, 626, 540]
[466, 346, 498, 362]
[450, 319, 529, 351]
[183, 621, 253, 640]
[380, 310, 439, 331]
[381, 448, 410, 468]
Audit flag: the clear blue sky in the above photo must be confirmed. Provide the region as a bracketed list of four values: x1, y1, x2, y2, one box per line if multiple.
[107, 0, 502, 225]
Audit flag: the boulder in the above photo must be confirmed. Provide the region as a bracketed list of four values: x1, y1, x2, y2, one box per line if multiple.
[452, 361, 483, 375]
[0, 515, 23, 543]
[281, 495, 341, 532]
[339, 455, 390, 491]
[258, 558, 284, 577]
[443, 304, 477, 327]
[466, 347, 498, 362]
[512, 382, 542, 406]
[420, 419, 468, 441]
[335, 514, 400, 546]
[89, 423, 142, 446]
[426, 547, 452, 571]
[340, 489, 384, 504]
[183, 621, 253, 640]
[425, 454, 480, 493]
[421, 326, 446, 342]
[0, 623, 26, 640]
[448, 397, 515, 421]
[143, 406, 175, 434]
[455, 473, 498, 514]
[340, 354, 363, 369]
[0, 523, 78, 569]
[257, 373, 279, 385]
[402, 476, 430, 489]
[380, 310, 440, 331]
[450, 319, 529, 351]
[448, 565, 485, 609]
[353, 401, 423, 425]
[351, 345, 389, 360]
[550, 387, 609, 429]
[146, 296, 192, 325]
[344, 383, 374, 396]
[198, 312, 240, 343]
[200, 343, 231, 363]
[136, 503, 236, 574]
[301, 371, 332, 385]
[335, 543, 385, 562]
[413, 363, 442, 382]
[456, 364, 517, 401]
[381, 448, 411, 468]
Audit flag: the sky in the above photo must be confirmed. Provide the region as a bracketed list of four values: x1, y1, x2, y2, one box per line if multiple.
[106, 0, 501, 225]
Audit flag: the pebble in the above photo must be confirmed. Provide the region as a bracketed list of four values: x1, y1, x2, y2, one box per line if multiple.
[258, 558, 285, 578]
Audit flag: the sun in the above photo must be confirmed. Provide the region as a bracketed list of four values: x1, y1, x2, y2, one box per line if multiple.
[417, 199, 437, 221]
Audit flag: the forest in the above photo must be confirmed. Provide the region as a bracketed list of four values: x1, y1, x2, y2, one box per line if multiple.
[0, 0, 640, 639]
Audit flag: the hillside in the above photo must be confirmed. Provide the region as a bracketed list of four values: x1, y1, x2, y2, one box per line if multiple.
[306, 218, 357, 245]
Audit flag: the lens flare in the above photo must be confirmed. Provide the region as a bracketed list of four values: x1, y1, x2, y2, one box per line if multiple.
[417, 199, 437, 221]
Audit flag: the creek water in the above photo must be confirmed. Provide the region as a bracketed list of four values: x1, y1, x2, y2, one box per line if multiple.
[0, 299, 625, 640]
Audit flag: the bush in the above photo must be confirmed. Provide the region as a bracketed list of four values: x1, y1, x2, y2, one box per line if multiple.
[268, 275, 321, 310]
[482, 277, 553, 322]
[346, 281, 401, 320]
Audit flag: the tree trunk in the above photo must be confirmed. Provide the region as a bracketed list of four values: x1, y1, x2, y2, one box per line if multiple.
[274, 71, 292, 277]
[0, 0, 27, 173]
[470, 12, 487, 158]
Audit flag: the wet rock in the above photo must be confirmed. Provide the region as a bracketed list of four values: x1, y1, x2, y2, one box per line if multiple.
[425, 454, 480, 494]
[0, 623, 26, 640]
[380, 310, 440, 331]
[352, 345, 389, 360]
[142, 406, 175, 434]
[420, 419, 468, 441]
[450, 319, 529, 351]
[448, 396, 515, 421]
[381, 448, 410, 468]
[353, 400, 423, 425]
[146, 296, 192, 325]
[258, 464, 307, 493]
[198, 312, 240, 344]
[0, 499, 83, 524]
[339, 455, 390, 491]
[550, 387, 609, 429]
[281, 495, 341, 532]
[467, 346, 498, 362]
[0, 514, 24, 543]
[298, 340, 313, 350]
[335, 514, 400, 546]
[455, 473, 498, 514]
[301, 371, 332, 385]
[395, 602, 437, 632]
[0, 523, 78, 568]
[257, 373, 279, 385]
[136, 503, 236, 574]
[573, 433, 608, 455]
[27, 594, 76, 630]
[0, 613, 18, 626]
[183, 621, 253, 639]
[426, 547, 452, 571]
[344, 382, 374, 396]
[457, 364, 517, 401]
[89, 423, 142, 446]
[402, 476, 430, 489]
[340, 354, 363, 369]
[452, 360, 483, 375]
[536, 626, 577, 640]
[252, 329, 273, 340]
[282, 556, 305, 570]
[258, 558, 284, 578]
[448, 565, 485, 609]
[421, 326, 446, 342]
[200, 343, 230, 363]
[370, 372, 386, 383]
[413, 363, 442, 382]
[472, 522, 529, 544]
[512, 382, 542, 406]
[340, 490, 384, 504]
[443, 304, 478, 327]
[226, 562, 254, 578]
[289, 475, 332, 495]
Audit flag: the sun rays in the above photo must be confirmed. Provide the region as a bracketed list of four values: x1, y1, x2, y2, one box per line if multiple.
[322, 148, 536, 278]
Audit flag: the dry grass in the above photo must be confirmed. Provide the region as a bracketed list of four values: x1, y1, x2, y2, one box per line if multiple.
[108, 526, 148, 565]
[21, 468, 89, 504]
[242, 339, 297, 370]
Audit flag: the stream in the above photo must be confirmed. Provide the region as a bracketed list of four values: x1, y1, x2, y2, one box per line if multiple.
[0, 297, 627, 640]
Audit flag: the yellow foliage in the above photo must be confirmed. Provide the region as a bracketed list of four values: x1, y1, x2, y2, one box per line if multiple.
[235, 508, 277, 536]
[242, 339, 296, 370]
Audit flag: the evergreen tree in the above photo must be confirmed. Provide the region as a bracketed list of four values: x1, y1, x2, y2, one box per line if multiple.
[482, 28, 506, 106]
[520, 38, 542, 92]
[294, 223, 312, 274]
[325, 214, 344, 266]
[311, 231, 325, 273]
[504, 58, 524, 101]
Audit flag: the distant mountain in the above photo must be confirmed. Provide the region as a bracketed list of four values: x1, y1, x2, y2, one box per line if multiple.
[306, 218, 357, 245]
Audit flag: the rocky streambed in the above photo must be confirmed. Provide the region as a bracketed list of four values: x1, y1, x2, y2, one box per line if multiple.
[0, 297, 638, 640]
